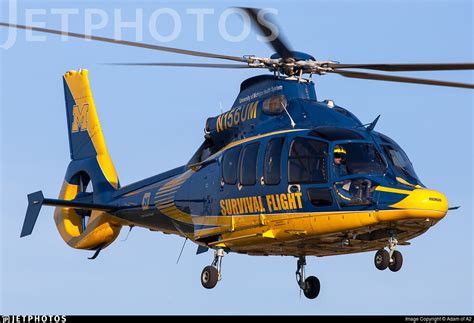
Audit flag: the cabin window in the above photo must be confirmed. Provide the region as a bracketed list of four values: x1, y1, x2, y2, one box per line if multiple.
[222, 146, 242, 185]
[240, 143, 260, 186]
[264, 137, 284, 185]
[288, 138, 328, 184]
[307, 188, 333, 207]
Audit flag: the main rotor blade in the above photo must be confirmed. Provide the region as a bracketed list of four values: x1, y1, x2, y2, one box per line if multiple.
[0, 22, 246, 62]
[105, 62, 253, 68]
[240, 7, 293, 60]
[330, 69, 474, 89]
[329, 62, 474, 72]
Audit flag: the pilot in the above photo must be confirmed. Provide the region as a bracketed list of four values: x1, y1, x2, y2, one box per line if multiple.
[333, 145, 348, 177]
[333, 145, 352, 203]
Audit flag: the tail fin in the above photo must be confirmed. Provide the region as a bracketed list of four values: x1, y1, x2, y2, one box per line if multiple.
[22, 70, 123, 251]
[22, 70, 123, 252]
[51, 70, 122, 250]
[63, 69, 119, 190]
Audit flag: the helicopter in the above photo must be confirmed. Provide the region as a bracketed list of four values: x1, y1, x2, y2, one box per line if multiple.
[3, 7, 473, 300]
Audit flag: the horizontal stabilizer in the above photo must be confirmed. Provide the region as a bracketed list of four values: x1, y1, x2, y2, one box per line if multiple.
[21, 190, 120, 238]
[21, 191, 45, 237]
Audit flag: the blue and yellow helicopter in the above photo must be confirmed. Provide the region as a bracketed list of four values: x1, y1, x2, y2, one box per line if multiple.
[3, 8, 473, 300]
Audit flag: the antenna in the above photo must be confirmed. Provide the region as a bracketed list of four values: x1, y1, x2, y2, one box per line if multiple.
[366, 115, 381, 132]
[176, 237, 188, 264]
[281, 101, 296, 128]
[219, 102, 224, 114]
[88, 243, 105, 260]
[121, 225, 134, 241]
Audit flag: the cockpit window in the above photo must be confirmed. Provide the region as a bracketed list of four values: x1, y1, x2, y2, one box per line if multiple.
[382, 145, 420, 183]
[333, 143, 385, 177]
[288, 138, 328, 184]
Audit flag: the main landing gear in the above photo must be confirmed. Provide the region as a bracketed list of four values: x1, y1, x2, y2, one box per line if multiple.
[374, 235, 403, 272]
[200, 248, 224, 289]
[296, 256, 320, 299]
[200, 251, 321, 299]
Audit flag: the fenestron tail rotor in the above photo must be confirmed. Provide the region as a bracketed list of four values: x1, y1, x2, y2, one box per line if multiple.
[1, 7, 473, 89]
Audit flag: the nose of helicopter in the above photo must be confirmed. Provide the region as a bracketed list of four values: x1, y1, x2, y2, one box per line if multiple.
[381, 188, 449, 220]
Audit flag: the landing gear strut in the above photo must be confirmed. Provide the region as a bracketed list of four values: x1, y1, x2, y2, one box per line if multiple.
[374, 234, 403, 272]
[296, 256, 320, 299]
[201, 248, 224, 289]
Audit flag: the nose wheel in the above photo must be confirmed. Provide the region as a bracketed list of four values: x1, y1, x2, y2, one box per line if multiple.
[296, 256, 320, 299]
[200, 248, 224, 289]
[374, 235, 403, 272]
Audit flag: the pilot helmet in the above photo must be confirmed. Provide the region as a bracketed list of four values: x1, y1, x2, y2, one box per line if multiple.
[334, 145, 347, 159]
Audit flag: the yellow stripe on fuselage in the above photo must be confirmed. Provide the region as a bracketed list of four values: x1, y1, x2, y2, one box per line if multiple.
[189, 186, 448, 245]
[192, 207, 446, 240]
[375, 186, 412, 195]
[222, 128, 307, 151]
[396, 177, 424, 189]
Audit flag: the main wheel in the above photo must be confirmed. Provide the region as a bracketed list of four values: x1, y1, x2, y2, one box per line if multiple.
[303, 276, 320, 299]
[201, 266, 219, 289]
[389, 250, 403, 272]
[374, 249, 390, 270]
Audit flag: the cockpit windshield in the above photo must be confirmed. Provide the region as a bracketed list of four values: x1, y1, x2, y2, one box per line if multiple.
[333, 143, 386, 177]
[382, 145, 420, 184]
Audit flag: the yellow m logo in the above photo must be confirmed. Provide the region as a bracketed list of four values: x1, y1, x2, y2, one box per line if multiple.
[71, 103, 89, 133]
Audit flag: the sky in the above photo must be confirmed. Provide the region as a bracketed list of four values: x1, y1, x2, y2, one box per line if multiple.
[0, 0, 473, 315]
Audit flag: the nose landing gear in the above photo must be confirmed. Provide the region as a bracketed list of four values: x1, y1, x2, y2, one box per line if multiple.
[296, 256, 320, 299]
[374, 235, 403, 272]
